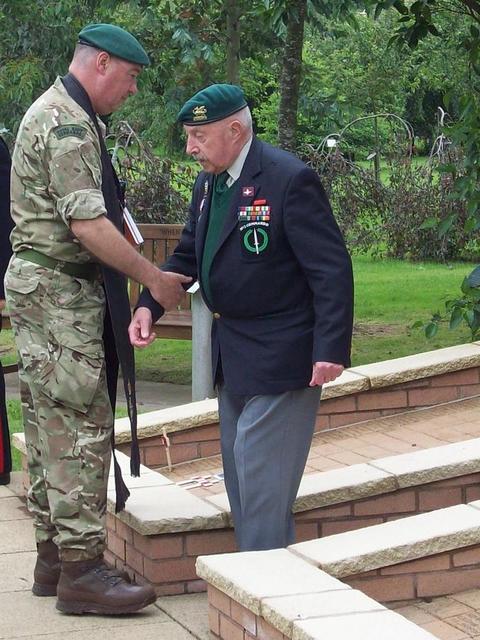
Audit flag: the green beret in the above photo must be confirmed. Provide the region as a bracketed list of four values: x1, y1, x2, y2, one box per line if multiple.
[178, 84, 247, 125]
[78, 23, 150, 66]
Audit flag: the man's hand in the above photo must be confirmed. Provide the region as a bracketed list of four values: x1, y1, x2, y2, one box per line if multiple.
[0, 300, 5, 312]
[149, 270, 192, 310]
[70, 217, 191, 307]
[309, 361, 344, 387]
[129, 307, 155, 348]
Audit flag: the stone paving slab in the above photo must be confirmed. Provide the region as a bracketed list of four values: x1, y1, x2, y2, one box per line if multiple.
[196, 549, 349, 615]
[16, 623, 196, 640]
[0, 550, 35, 593]
[0, 591, 166, 639]
[290, 504, 480, 577]
[0, 485, 13, 498]
[156, 593, 210, 640]
[350, 343, 480, 389]
[295, 463, 397, 511]
[107, 451, 173, 491]
[294, 609, 439, 640]
[0, 519, 35, 554]
[320, 369, 370, 400]
[371, 438, 480, 488]
[114, 398, 219, 444]
[390, 589, 480, 639]
[262, 589, 384, 637]
[109, 483, 226, 535]
[0, 496, 30, 520]
[0, 474, 203, 640]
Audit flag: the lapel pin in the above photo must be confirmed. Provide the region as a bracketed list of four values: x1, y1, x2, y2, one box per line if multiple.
[242, 186, 255, 197]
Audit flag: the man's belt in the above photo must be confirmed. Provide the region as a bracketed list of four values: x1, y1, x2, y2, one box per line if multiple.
[16, 249, 99, 282]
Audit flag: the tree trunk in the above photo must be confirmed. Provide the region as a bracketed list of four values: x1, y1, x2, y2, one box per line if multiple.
[374, 115, 380, 182]
[278, 0, 307, 152]
[225, 0, 241, 84]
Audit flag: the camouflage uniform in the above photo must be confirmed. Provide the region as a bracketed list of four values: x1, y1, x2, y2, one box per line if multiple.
[5, 77, 113, 561]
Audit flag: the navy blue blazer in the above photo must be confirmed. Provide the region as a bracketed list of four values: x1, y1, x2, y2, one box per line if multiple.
[139, 137, 354, 395]
[0, 137, 12, 300]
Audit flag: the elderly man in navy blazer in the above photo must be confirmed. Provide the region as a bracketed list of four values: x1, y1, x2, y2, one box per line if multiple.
[129, 84, 354, 551]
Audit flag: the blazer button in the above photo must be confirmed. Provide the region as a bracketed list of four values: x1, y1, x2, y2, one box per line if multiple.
[213, 312, 221, 319]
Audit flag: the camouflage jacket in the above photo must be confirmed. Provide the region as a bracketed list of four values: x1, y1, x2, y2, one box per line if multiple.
[10, 77, 107, 264]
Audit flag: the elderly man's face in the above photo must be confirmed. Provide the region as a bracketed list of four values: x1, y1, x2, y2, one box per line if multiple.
[184, 121, 239, 174]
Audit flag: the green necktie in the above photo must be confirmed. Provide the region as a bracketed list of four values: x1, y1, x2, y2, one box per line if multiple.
[215, 171, 230, 194]
[201, 171, 234, 304]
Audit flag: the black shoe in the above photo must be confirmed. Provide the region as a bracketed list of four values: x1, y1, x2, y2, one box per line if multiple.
[0, 472, 10, 485]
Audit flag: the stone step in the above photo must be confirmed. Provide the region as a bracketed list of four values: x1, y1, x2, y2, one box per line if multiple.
[13, 434, 480, 538]
[197, 548, 440, 639]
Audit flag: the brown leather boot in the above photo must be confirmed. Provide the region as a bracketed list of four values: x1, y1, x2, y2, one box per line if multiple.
[56, 556, 156, 615]
[32, 540, 61, 597]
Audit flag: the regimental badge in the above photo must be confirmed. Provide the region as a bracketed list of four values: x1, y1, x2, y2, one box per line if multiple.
[242, 185, 255, 197]
[193, 105, 208, 122]
[53, 124, 87, 140]
[238, 202, 271, 256]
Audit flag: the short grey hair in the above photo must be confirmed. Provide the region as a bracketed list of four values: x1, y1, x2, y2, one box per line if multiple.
[235, 106, 253, 132]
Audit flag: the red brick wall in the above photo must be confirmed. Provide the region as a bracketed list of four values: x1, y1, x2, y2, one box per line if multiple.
[345, 543, 480, 602]
[316, 367, 480, 430]
[207, 585, 289, 640]
[117, 367, 480, 471]
[117, 423, 222, 469]
[294, 473, 480, 537]
[105, 517, 237, 596]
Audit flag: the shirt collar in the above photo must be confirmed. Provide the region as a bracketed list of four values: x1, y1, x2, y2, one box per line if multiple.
[226, 137, 253, 187]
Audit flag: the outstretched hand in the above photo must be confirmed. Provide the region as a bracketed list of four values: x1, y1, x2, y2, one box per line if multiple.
[149, 270, 192, 311]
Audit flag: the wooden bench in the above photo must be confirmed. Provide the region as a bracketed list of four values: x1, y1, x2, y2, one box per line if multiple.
[1, 224, 191, 344]
[131, 224, 192, 340]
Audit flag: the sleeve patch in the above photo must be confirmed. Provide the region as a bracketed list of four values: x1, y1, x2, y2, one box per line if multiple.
[53, 125, 88, 140]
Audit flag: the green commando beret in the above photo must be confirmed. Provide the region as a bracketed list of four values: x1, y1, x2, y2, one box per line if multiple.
[78, 23, 150, 66]
[178, 84, 247, 125]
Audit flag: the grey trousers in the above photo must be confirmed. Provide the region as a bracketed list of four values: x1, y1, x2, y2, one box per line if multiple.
[218, 385, 321, 551]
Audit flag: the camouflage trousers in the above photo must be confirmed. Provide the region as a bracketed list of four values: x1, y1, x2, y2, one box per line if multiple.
[5, 256, 113, 561]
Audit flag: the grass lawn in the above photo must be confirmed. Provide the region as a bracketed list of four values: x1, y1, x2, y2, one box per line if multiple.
[351, 256, 474, 364]
[6, 398, 23, 472]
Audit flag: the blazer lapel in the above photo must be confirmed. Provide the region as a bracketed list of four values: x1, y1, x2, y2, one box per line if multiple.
[214, 137, 263, 254]
[195, 174, 214, 266]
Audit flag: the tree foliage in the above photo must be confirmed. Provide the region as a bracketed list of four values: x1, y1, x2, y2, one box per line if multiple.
[0, 0, 470, 158]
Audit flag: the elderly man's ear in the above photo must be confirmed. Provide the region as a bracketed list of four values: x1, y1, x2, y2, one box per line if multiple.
[230, 120, 243, 140]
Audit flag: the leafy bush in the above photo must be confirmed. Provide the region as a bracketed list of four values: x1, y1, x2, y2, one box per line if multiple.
[110, 122, 195, 224]
[306, 147, 474, 261]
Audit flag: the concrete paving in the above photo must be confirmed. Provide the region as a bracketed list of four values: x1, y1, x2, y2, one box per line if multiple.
[4, 370, 193, 413]
[0, 473, 209, 640]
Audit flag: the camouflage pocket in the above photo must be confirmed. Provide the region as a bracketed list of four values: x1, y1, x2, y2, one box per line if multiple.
[4, 258, 42, 295]
[34, 331, 104, 414]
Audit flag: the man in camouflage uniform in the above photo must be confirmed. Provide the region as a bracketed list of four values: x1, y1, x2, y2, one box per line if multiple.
[4, 24, 190, 615]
